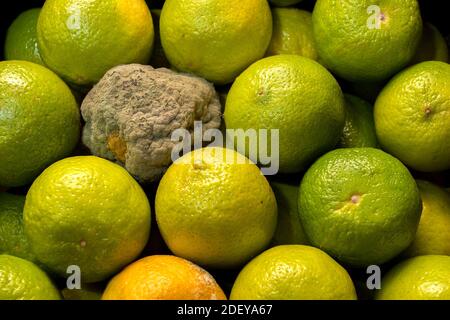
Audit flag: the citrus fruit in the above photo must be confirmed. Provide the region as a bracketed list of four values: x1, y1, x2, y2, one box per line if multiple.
[269, 0, 304, 6]
[4, 8, 43, 65]
[266, 8, 318, 61]
[339, 94, 377, 148]
[374, 61, 450, 172]
[23, 156, 151, 283]
[412, 22, 449, 64]
[0, 60, 80, 188]
[0, 254, 60, 300]
[230, 245, 357, 300]
[376, 255, 450, 300]
[102, 255, 227, 300]
[299, 148, 422, 267]
[149, 10, 170, 68]
[155, 147, 277, 269]
[160, 0, 272, 84]
[405, 180, 450, 257]
[224, 55, 345, 173]
[0, 193, 36, 263]
[37, 0, 154, 86]
[312, 0, 422, 81]
[270, 181, 309, 246]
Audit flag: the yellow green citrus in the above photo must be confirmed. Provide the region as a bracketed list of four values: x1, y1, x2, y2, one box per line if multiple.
[374, 61, 450, 172]
[266, 8, 318, 61]
[270, 181, 309, 246]
[312, 0, 422, 81]
[376, 255, 450, 300]
[160, 0, 272, 84]
[412, 22, 449, 64]
[4, 8, 44, 65]
[0, 193, 37, 263]
[339, 94, 377, 148]
[37, 0, 154, 86]
[405, 180, 450, 257]
[230, 245, 357, 300]
[0, 254, 60, 300]
[299, 148, 422, 267]
[23, 156, 151, 283]
[0, 60, 80, 187]
[224, 55, 345, 173]
[155, 147, 277, 269]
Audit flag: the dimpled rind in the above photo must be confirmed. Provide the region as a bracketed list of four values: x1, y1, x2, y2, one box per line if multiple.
[224, 55, 345, 173]
[23, 156, 151, 283]
[0, 255, 60, 300]
[155, 147, 277, 269]
[374, 61, 450, 172]
[37, 0, 154, 86]
[160, 0, 272, 84]
[299, 148, 422, 267]
[230, 245, 357, 300]
[313, 0, 422, 82]
[0, 60, 80, 187]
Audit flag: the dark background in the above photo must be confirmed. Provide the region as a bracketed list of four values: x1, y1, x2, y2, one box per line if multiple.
[0, 0, 449, 61]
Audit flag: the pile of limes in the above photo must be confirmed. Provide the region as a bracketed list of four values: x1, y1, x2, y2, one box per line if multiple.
[1, 0, 449, 300]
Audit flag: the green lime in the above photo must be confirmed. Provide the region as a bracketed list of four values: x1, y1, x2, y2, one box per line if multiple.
[0, 193, 36, 262]
[405, 180, 450, 257]
[224, 55, 345, 173]
[374, 61, 450, 172]
[312, 0, 422, 81]
[376, 255, 450, 300]
[230, 245, 357, 300]
[299, 148, 422, 267]
[270, 181, 309, 245]
[4, 8, 44, 65]
[61, 283, 103, 300]
[339, 94, 377, 148]
[37, 0, 154, 86]
[0, 60, 80, 188]
[24, 156, 151, 283]
[0, 254, 60, 300]
[266, 8, 318, 61]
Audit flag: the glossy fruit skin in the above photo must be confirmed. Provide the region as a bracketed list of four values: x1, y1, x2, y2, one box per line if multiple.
[299, 148, 422, 267]
[376, 255, 450, 300]
[4, 8, 44, 65]
[270, 181, 309, 246]
[374, 61, 450, 172]
[230, 245, 357, 300]
[313, 0, 422, 82]
[155, 147, 277, 269]
[0, 61, 80, 187]
[102, 255, 227, 300]
[0, 254, 60, 300]
[23, 156, 151, 283]
[0, 193, 37, 263]
[405, 180, 450, 257]
[37, 0, 154, 86]
[224, 55, 345, 173]
[160, 0, 272, 84]
[339, 94, 378, 148]
[266, 8, 318, 61]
